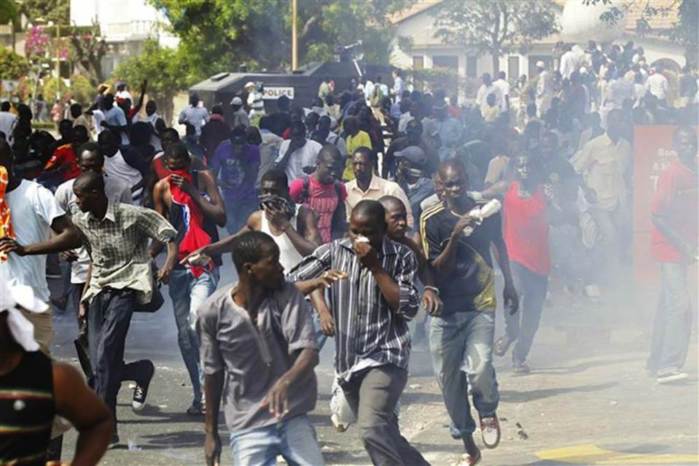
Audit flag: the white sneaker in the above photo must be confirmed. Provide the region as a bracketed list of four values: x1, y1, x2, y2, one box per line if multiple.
[657, 371, 688, 384]
[479, 416, 501, 449]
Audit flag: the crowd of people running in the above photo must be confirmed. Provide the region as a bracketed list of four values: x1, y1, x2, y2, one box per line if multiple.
[0, 37, 696, 466]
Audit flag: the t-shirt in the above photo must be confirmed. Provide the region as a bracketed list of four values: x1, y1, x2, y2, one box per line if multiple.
[209, 141, 260, 202]
[0, 180, 65, 301]
[344, 131, 372, 180]
[289, 176, 347, 243]
[44, 144, 80, 182]
[179, 105, 209, 137]
[196, 283, 318, 433]
[503, 182, 550, 276]
[276, 139, 322, 183]
[651, 159, 698, 263]
[421, 201, 500, 312]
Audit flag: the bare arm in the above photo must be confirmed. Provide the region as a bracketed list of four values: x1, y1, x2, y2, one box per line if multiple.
[0, 215, 82, 256]
[283, 207, 320, 256]
[204, 371, 224, 466]
[53, 362, 112, 466]
[262, 348, 319, 418]
[199, 171, 227, 227]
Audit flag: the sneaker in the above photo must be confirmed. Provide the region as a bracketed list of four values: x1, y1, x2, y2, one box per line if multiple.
[330, 413, 349, 433]
[480, 415, 501, 449]
[494, 336, 513, 357]
[186, 401, 204, 416]
[132, 361, 155, 411]
[108, 433, 120, 449]
[460, 435, 481, 465]
[656, 370, 688, 384]
[513, 361, 531, 375]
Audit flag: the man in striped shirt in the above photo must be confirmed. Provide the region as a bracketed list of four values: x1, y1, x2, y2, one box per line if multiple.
[289, 200, 429, 465]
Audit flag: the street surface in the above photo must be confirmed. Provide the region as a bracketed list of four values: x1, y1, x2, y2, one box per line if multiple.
[51, 259, 698, 466]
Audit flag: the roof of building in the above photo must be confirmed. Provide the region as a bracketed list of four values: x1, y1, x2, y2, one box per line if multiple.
[390, 0, 679, 32]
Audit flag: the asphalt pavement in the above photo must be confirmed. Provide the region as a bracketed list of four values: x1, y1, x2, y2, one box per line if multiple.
[51, 259, 699, 466]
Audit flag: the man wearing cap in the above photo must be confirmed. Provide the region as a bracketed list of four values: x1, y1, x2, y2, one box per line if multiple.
[230, 96, 251, 128]
[178, 94, 209, 140]
[535, 61, 554, 118]
[395, 146, 435, 222]
[245, 81, 265, 121]
[0, 281, 114, 466]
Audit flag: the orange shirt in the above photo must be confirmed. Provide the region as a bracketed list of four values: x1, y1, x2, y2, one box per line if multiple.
[45, 144, 80, 182]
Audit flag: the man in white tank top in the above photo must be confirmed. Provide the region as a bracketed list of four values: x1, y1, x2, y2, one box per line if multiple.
[182, 169, 321, 275]
[98, 129, 146, 203]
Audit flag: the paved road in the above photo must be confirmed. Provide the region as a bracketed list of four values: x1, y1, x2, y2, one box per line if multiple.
[51, 261, 699, 465]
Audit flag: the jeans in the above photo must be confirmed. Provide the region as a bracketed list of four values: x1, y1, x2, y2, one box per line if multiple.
[229, 415, 324, 466]
[88, 288, 152, 423]
[168, 268, 219, 405]
[342, 365, 429, 466]
[505, 262, 549, 365]
[430, 310, 498, 438]
[647, 262, 693, 374]
[225, 198, 259, 235]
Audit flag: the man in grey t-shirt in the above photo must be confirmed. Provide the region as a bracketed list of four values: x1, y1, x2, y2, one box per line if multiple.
[197, 230, 323, 466]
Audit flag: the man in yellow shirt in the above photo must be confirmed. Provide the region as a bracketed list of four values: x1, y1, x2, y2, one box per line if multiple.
[343, 116, 372, 180]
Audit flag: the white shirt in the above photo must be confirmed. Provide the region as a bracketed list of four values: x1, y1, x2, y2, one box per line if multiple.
[393, 76, 404, 100]
[178, 105, 209, 137]
[646, 73, 669, 100]
[276, 139, 322, 183]
[103, 106, 129, 145]
[116, 90, 133, 102]
[103, 150, 143, 199]
[260, 207, 303, 273]
[0, 111, 16, 142]
[559, 50, 578, 80]
[475, 84, 503, 117]
[493, 79, 510, 111]
[92, 109, 105, 136]
[364, 81, 375, 102]
[0, 180, 65, 301]
[55, 175, 133, 283]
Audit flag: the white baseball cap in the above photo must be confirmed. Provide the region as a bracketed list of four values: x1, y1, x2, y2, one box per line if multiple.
[536, 61, 545, 68]
[0, 281, 48, 352]
[230, 96, 243, 106]
[244, 81, 256, 89]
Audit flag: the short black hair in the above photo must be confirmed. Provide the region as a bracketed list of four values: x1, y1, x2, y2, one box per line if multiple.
[165, 141, 190, 161]
[0, 101, 10, 112]
[160, 127, 180, 142]
[261, 169, 288, 187]
[230, 231, 278, 271]
[74, 170, 105, 193]
[352, 146, 375, 164]
[351, 200, 386, 226]
[378, 195, 405, 213]
[78, 142, 102, 161]
[318, 143, 341, 163]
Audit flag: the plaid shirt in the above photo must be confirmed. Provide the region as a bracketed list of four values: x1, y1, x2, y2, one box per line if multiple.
[289, 237, 419, 381]
[72, 201, 176, 304]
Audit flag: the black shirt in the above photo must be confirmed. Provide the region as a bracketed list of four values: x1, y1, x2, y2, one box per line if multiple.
[420, 201, 500, 313]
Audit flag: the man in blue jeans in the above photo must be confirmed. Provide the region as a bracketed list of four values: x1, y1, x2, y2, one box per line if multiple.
[198, 231, 323, 466]
[153, 142, 227, 414]
[420, 159, 519, 465]
[647, 126, 697, 384]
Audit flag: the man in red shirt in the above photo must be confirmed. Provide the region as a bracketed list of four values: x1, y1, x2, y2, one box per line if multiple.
[41, 125, 89, 188]
[495, 155, 550, 374]
[289, 144, 347, 243]
[647, 126, 698, 384]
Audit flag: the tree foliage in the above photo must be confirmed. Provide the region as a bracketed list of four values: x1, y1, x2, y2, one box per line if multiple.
[435, 0, 559, 73]
[19, 0, 69, 25]
[0, 47, 28, 79]
[0, 0, 18, 25]
[149, 0, 414, 79]
[69, 26, 109, 85]
[584, 0, 698, 67]
[112, 39, 189, 122]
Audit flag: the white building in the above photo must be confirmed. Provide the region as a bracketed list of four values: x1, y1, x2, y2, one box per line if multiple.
[70, 0, 178, 76]
[390, 0, 685, 99]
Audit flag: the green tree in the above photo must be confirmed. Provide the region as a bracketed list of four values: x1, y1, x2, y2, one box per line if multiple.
[0, 47, 28, 80]
[112, 39, 189, 123]
[19, 0, 69, 25]
[69, 26, 109, 85]
[149, 0, 414, 79]
[435, 0, 559, 73]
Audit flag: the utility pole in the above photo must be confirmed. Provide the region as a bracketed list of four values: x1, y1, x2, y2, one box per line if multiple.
[291, 0, 298, 71]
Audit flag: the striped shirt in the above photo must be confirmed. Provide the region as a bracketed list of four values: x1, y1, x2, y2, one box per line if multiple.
[289, 238, 419, 381]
